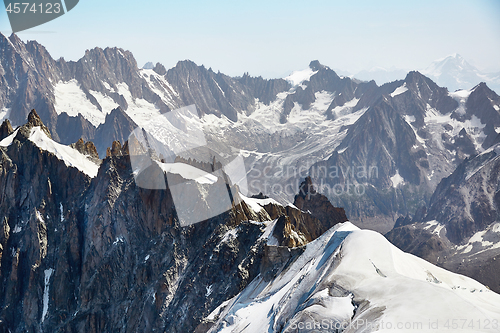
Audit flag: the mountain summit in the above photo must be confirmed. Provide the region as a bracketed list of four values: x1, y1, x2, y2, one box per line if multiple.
[422, 53, 500, 93]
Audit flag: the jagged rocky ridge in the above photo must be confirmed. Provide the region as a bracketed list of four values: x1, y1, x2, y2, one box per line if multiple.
[2, 32, 500, 233]
[0, 111, 349, 332]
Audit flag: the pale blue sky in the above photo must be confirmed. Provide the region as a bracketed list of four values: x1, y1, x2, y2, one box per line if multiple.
[1, 0, 499, 78]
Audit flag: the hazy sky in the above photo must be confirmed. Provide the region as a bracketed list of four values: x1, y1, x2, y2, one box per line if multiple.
[0, 0, 499, 78]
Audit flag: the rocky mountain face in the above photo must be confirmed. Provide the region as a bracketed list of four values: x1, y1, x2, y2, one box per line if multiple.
[0, 34, 58, 127]
[0, 112, 349, 332]
[386, 143, 500, 293]
[2, 32, 500, 232]
[305, 70, 500, 232]
[1, 113, 499, 332]
[0, 33, 291, 157]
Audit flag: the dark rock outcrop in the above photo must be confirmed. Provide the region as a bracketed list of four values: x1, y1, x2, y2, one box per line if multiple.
[0, 116, 349, 332]
[70, 138, 99, 160]
[386, 143, 500, 292]
[0, 120, 13, 141]
[293, 176, 348, 227]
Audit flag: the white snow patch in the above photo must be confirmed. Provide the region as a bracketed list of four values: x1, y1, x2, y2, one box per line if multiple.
[206, 299, 232, 321]
[206, 284, 213, 297]
[240, 193, 279, 213]
[287, 92, 338, 127]
[36, 209, 45, 224]
[139, 69, 178, 107]
[255, 219, 279, 245]
[0, 128, 19, 147]
[337, 146, 347, 154]
[404, 115, 416, 124]
[461, 244, 474, 254]
[457, 223, 500, 255]
[390, 83, 408, 97]
[469, 230, 494, 247]
[309, 90, 335, 114]
[284, 68, 318, 86]
[60, 203, 64, 223]
[156, 161, 218, 184]
[12, 225, 22, 233]
[102, 81, 113, 91]
[424, 105, 486, 153]
[449, 89, 472, 100]
[116, 82, 192, 147]
[213, 79, 225, 97]
[42, 268, 54, 322]
[424, 220, 445, 236]
[113, 237, 124, 245]
[29, 127, 99, 178]
[218, 228, 238, 247]
[329, 98, 360, 118]
[424, 220, 438, 230]
[449, 89, 471, 115]
[54, 80, 108, 126]
[89, 90, 119, 114]
[390, 170, 404, 188]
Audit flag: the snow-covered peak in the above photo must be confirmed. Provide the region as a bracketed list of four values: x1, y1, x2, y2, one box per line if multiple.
[421, 54, 500, 93]
[424, 53, 476, 76]
[29, 127, 99, 178]
[208, 223, 500, 332]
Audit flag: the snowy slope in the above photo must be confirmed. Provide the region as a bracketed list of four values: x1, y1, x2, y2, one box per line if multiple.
[0, 128, 19, 147]
[207, 222, 500, 333]
[54, 80, 114, 127]
[422, 54, 500, 94]
[156, 161, 218, 185]
[29, 127, 99, 177]
[285, 67, 318, 87]
[403, 85, 494, 185]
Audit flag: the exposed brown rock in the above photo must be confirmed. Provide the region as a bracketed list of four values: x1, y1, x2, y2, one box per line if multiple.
[293, 176, 348, 228]
[272, 215, 307, 247]
[0, 119, 13, 141]
[16, 109, 52, 140]
[106, 140, 124, 157]
[70, 138, 100, 160]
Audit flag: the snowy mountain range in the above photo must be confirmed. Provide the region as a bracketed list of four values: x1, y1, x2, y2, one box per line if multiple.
[1, 113, 499, 332]
[1, 32, 500, 332]
[351, 53, 500, 94]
